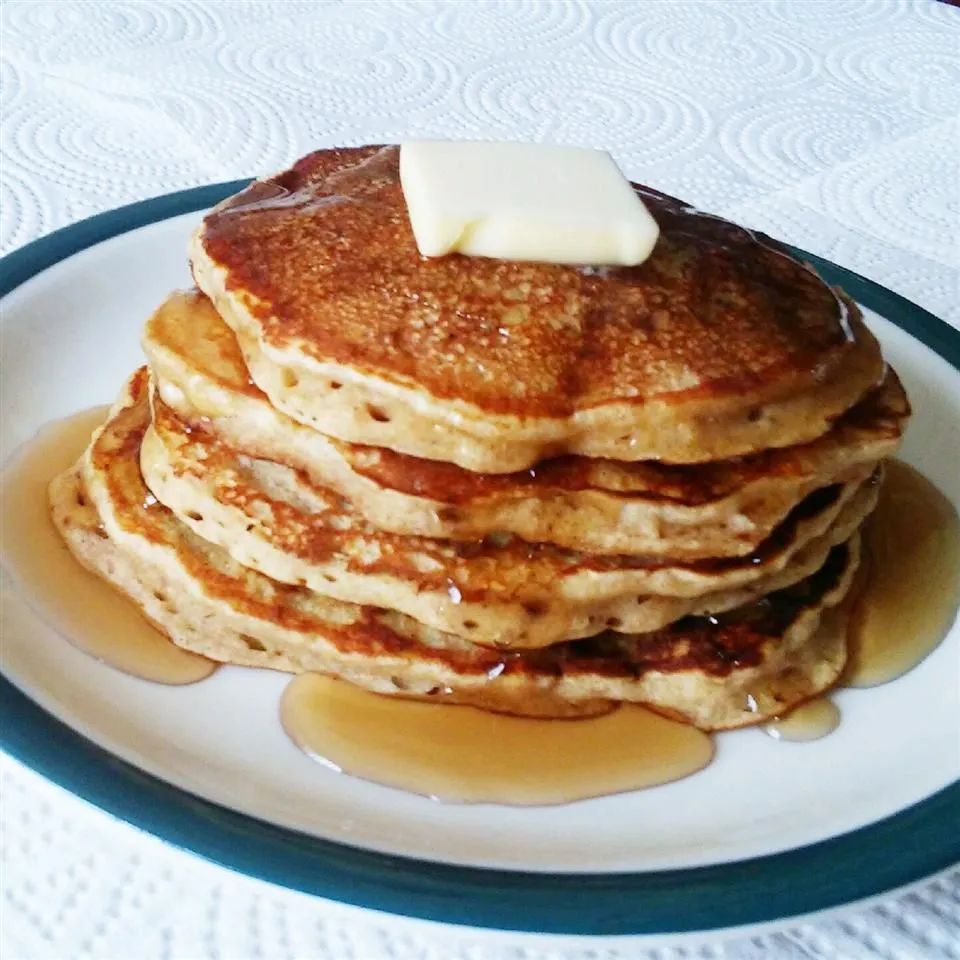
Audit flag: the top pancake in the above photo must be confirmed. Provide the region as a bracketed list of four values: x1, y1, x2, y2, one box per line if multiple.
[191, 145, 885, 471]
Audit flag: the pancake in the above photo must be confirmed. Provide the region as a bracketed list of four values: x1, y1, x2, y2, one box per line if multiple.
[145, 289, 906, 557]
[190, 145, 884, 471]
[141, 375, 877, 647]
[56, 370, 859, 730]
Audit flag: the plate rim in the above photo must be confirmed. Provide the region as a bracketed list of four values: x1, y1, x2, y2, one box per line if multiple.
[1, 182, 958, 936]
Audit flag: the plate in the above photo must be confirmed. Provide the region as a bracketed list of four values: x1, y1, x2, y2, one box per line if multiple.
[1, 184, 958, 937]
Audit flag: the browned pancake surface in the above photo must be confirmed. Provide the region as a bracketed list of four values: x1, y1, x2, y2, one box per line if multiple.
[200, 145, 880, 419]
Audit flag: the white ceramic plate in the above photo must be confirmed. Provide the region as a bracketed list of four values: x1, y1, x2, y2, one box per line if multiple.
[1, 187, 958, 936]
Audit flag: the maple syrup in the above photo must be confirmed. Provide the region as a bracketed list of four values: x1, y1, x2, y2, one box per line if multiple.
[281, 673, 713, 805]
[6, 406, 957, 805]
[0, 408, 216, 684]
[763, 698, 840, 742]
[844, 459, 960, 687]
[279, 461, 960, 801]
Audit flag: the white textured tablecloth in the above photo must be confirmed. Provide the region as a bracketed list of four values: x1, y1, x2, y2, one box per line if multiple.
[2, 1, 958, 957]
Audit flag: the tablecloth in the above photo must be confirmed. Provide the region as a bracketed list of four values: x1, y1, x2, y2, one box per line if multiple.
[1, 1, 958, 957]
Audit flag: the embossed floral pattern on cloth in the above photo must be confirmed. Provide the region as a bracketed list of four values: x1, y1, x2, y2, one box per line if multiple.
[1, 0, 958, 957]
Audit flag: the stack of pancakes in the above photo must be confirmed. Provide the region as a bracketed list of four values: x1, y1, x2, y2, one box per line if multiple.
[52, 145, 909, 730]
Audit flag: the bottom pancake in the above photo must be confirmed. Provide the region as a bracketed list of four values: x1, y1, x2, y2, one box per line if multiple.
[51, 372, 860, 730]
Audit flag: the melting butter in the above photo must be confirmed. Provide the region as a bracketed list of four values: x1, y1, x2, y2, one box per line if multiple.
[399, 141, 659, 265]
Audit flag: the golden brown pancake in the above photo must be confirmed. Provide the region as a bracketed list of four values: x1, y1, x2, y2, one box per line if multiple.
[54, 371, 859, 730]
[141, 374, 877, 647]
[145, 289, 906, 557]
[190, 145, 885, 471]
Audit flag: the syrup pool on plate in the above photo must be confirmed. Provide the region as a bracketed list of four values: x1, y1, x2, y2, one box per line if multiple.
[0, 407, 217, 685]
[763, 459, 960, 744]
[763, 698, 841, 742]
[843, 459, 960, 688]
[281, 673, 713, 805]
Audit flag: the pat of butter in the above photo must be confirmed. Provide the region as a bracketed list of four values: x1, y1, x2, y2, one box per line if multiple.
[399, 141, 659, 266]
